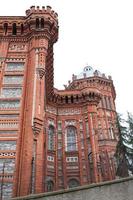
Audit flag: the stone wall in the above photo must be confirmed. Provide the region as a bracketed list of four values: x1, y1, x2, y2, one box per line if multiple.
[12, 177, 133, 200]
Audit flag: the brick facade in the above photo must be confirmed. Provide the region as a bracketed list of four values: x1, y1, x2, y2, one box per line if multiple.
[0, 6, 118, 199]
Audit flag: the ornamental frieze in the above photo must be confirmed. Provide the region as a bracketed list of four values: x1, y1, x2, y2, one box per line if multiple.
[9, 43, 27, 51]
[46, 105, 57, 114]
[58, 108, 81, 115]
[65, 120, 76, 127]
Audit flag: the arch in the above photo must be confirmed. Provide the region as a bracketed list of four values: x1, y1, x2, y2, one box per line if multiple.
[3, 23, 8, 35]
[76, 95, 79, 102]
[65, 96, 68, 104]
[68, 179, 79, 188]
[47, 180, 54, 192]
[48, 125, 54, 150]
[71, 95, 73, 103]
[21, 24, 24, 35]
[12, 23, 17, 35]
[41, 18, 44, 29]
[66, 126, 77, 151]
[36, 18, 39, 29]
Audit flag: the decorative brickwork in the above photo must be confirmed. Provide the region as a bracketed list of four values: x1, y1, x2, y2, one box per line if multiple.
[0, 6, 118, 200]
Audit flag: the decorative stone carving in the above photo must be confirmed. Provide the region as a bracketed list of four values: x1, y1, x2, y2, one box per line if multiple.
[32, 117, 43, 135]
[65, 120, 76, 126]
[9, 44, 27, 51]
[48, 119, 55, 126]
[36, 67, 45, 79]
[58, 108, 81, 115]
[46, 105, 57, 114]
[0, 122, 18, 128]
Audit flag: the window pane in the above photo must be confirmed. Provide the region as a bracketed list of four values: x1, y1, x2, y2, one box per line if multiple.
[0, 88, 22, 98]
[0, 159, 15, 173]
[48, 126, 54, 150]
[67, 126, 77, 151]
[5, 63, 24, 71]
[0, 100, 20, 109]
[3, 75, 23, 84]
[0, 141, 16, 150]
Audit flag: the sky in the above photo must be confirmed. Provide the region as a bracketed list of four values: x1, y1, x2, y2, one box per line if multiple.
[0, 0, 133, 116]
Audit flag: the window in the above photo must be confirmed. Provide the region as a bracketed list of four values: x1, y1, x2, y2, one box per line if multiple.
[0, 88, 22, 98]
[12, 23, 17, 35]
[5, 63, 24, 71]
[0, 100, 20, 109]
[21, 24, 24, 35]
[3, 75, 23, 84]
[47, 156, 54, 162]
[57, 121, 62, 131]
[47, 181, 54, 192]
[0, 183, 13, 200]
[109, 125, 114, 139]
[41, 18, 44, 28]
[36, 18, 39, 29]
[66, 157, 78, 162]
[68, 179, 79, 188]
[48, 125, 54, 150]
[66, 126, 77, 151]
[0, 159, 15, 173]
[3, 23, 8, 35]
[0, 141, 16, 150]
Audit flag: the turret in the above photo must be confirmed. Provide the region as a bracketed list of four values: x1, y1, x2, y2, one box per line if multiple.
[0, 5, 58, 43]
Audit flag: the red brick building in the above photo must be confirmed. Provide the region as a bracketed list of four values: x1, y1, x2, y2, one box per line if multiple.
[0, 6, 118, 199]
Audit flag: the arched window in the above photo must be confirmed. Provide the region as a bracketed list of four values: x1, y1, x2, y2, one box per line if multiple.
[68, 179, 79, 188]
[109, 125, 114, 139]
[21, 24, 24, 35]
[47, 180, 54, 192]
[48, 125, 54, 150]
[36, 18, 39, 29]
[12, 23, 17, 35]
[3, 23, 8, 35]
[41, 18, 44, 29]
[66, 126, 77, 151]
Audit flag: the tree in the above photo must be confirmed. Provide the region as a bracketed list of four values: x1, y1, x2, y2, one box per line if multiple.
[126, 112, 133, 174]
[115, 114, 129, 177]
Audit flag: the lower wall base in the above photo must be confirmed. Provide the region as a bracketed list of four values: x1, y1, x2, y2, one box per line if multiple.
[12, 177, 133, 200]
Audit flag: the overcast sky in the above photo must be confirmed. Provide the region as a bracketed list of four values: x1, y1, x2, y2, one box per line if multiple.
[0, 0, 133, 115]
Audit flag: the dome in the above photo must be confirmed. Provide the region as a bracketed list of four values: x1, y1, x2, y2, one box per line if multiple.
[76, 66, 95, 79]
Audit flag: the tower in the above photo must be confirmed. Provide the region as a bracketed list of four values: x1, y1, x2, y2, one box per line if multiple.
[0, 6, 118, 199]
[0, 6, 58, 199]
